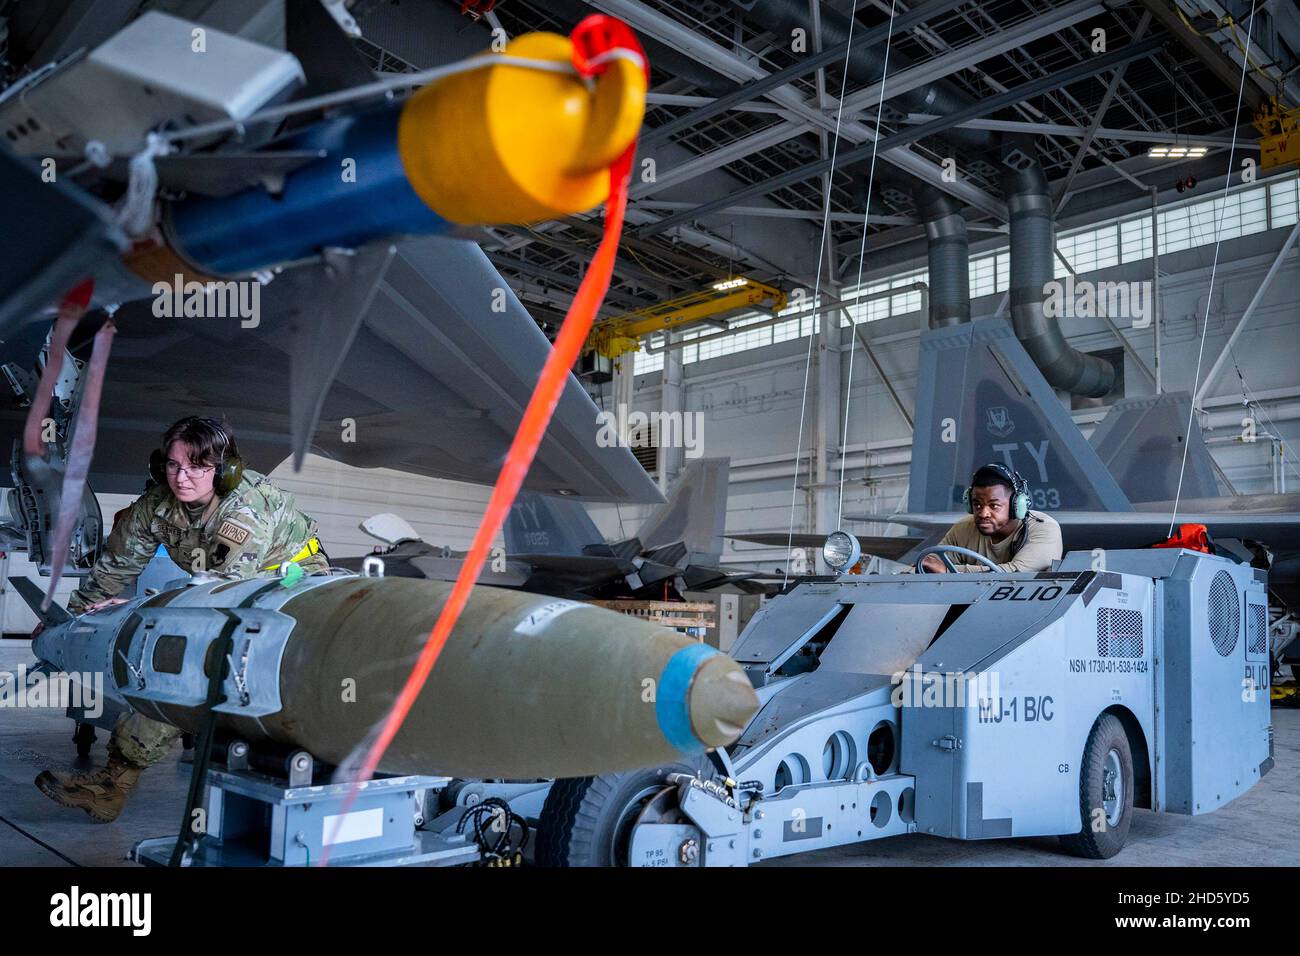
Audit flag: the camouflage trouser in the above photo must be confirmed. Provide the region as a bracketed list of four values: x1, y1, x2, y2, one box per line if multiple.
[109, 712, 183, 768]
[297, 552, 331, 575]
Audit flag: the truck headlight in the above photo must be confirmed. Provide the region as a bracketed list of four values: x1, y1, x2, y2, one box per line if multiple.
[822, 531, 861, 573]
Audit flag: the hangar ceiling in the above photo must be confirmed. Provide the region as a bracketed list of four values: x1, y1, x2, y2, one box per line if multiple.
[4, 0, 1297, 327]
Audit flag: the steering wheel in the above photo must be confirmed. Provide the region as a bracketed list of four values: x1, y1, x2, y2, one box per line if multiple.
[913, 545, 1002, 574]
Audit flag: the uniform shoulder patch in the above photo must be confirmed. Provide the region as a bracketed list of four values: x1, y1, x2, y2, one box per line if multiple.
[216, 519, 252, 545]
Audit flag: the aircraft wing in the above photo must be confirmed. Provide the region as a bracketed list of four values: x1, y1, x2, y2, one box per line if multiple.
[889, 508, 1300, 555]
[1138, 493, 1300, 516]
[0, 236, 665, 503]
[509, 553, 640, 576]
[727, 532, 923, 560]
[504, 552, 646, 597]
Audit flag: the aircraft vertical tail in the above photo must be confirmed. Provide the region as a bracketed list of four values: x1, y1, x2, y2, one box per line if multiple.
[505, 492, 605, 556]
[638, 458, 730, 561]
[1087, 392, 1221, 501]
[907, 316, 1134, 514]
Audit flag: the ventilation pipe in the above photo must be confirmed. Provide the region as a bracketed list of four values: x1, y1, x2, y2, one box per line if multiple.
[912, 183, 969, 327]
[1002, 137, 1116, 397]
[733, 0, 1114, 394]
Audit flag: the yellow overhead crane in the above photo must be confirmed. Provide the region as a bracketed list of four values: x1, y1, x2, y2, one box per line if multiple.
[1256, 97, 1300, 171]
[1171, 5, 1298, 171]
[584, 277, 788, 361]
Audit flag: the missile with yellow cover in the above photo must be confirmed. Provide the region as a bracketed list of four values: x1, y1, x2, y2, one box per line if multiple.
[20, 573, 758, 779]
[136, 30, 646, 279]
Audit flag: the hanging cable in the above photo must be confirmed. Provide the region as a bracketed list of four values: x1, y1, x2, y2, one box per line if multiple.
[1170, 0, 1259, 536]
[783, 0, 864, 588]
[1172, 4, 1275, 84]
[837, 0, 899, 529]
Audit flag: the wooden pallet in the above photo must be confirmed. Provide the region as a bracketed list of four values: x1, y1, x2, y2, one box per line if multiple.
[585, 599, 715, 634]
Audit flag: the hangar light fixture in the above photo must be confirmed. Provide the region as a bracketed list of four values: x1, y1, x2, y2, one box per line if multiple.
[711, 277, 749, 291]
[1148, 145, 1209, 159]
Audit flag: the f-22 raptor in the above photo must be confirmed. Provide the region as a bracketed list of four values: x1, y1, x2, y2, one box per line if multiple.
[337, 458, 765, 599]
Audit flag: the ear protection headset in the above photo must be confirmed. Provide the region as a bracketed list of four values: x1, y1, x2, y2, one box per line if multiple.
[149, 417, 244, 497]
[963, 462, 1030, 521]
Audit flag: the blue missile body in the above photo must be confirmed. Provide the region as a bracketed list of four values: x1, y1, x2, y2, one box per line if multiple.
[166, 109, 450, 275]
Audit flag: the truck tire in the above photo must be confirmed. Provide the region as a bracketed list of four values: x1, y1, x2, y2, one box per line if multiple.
[1059, 714, 1134, 859]
[536, 763, 696, 867]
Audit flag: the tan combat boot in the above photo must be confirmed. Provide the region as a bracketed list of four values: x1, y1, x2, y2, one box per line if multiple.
[35, 756, 144, 823]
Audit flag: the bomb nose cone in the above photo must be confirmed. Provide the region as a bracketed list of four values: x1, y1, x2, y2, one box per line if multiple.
[689, 655, 760, 748]
[655, 644, 759, 753]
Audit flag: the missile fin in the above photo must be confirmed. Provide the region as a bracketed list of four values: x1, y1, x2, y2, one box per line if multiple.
[9, 576, 72, 626]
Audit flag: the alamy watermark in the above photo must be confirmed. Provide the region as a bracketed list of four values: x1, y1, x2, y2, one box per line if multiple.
[596, 404, 704, 459]
[152, 273, 261, 328]
[0, 665, 103, 719]
[1043, 276, 1152, 328]
[50, 886, 150, 936]
[891, 664, 1001, 709]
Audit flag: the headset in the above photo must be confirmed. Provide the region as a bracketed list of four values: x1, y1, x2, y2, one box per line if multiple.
[149, 417, 244, 497]
[963, 462, 1031, 521]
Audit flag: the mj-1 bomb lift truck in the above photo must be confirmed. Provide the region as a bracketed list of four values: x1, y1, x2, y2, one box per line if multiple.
[530, 537, 1273, 866]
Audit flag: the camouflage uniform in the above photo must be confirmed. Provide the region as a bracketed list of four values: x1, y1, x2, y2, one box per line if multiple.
[69, 468, 330, 767]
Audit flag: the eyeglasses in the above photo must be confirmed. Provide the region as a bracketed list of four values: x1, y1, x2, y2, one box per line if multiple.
[165, 462, 214, 479]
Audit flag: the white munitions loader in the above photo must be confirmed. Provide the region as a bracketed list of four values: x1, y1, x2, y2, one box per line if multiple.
[534, 540, 1273, 866]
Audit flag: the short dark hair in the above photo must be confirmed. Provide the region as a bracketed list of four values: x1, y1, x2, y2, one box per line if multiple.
[971, 465, 1015, 496]
[162, 416, 237, 468]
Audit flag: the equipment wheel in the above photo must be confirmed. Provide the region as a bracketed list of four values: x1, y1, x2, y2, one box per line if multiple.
[536, 762, 699, 867]
[1059, 714, 1134, 859]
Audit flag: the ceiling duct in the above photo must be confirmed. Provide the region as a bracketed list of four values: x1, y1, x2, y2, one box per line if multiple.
[726, 0, 1115, 395]
[912, 182, 969, 327]
[1002, 136, 1115, 397]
